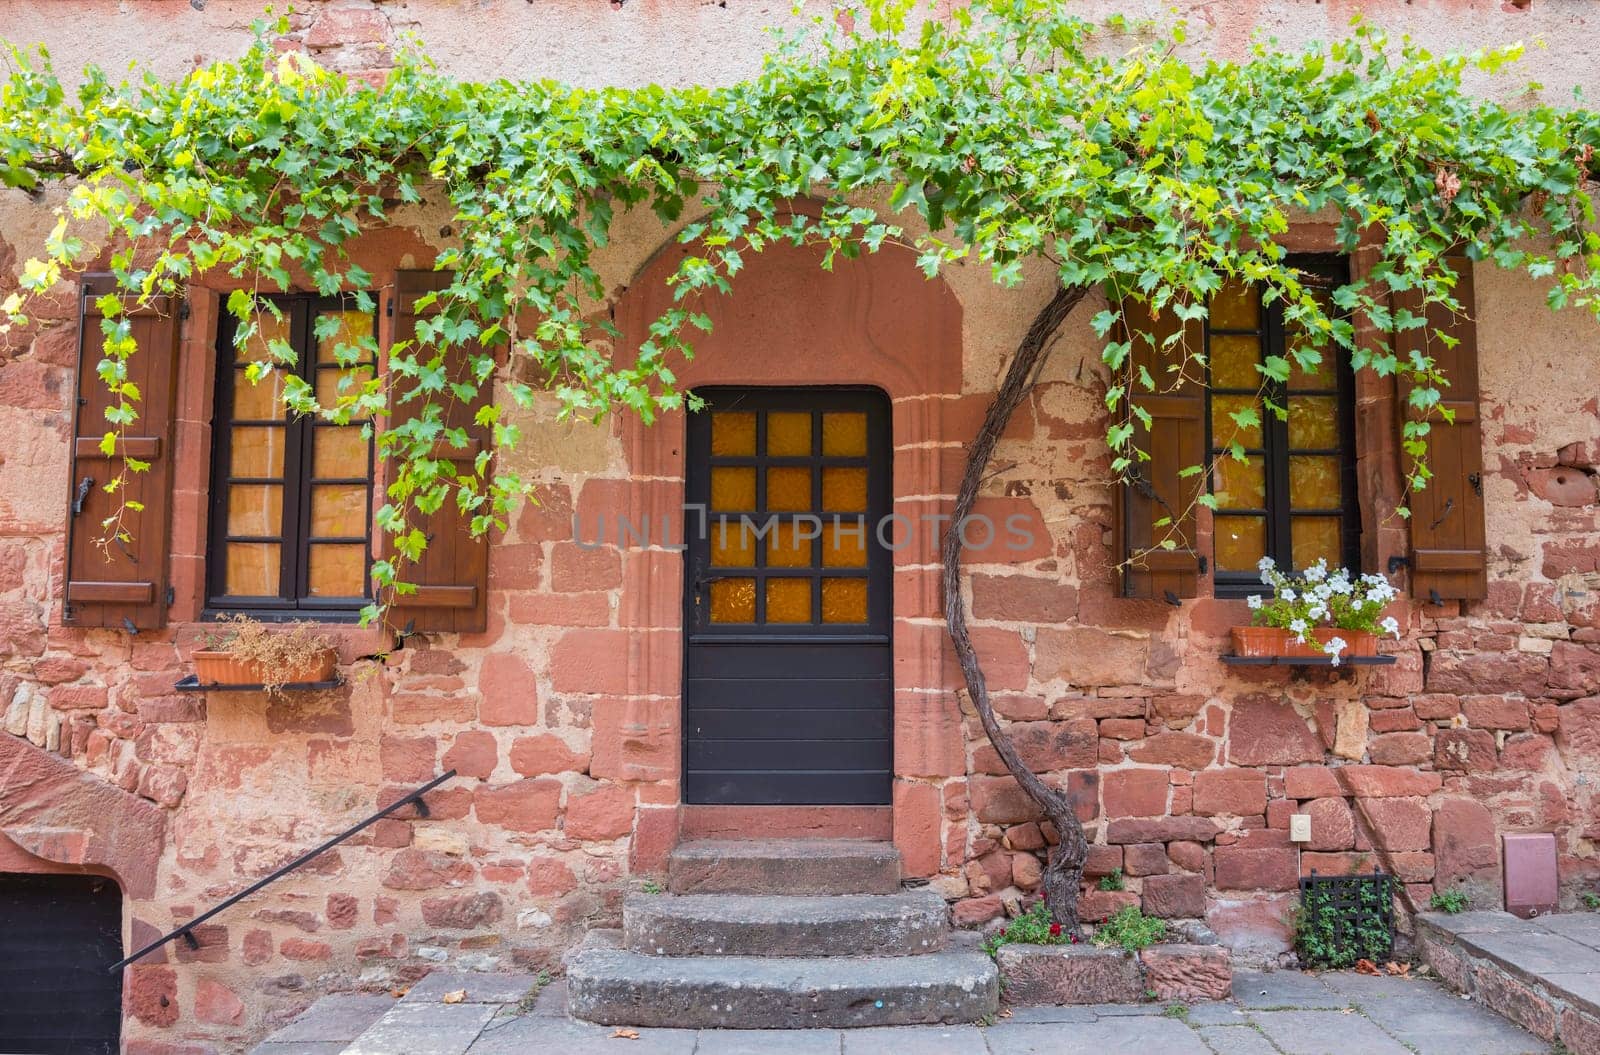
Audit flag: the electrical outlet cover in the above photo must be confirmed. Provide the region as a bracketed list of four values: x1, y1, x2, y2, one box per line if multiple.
[1289, 814, 1312, 842]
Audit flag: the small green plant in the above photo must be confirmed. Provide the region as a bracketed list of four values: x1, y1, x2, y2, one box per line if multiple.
[1098, 868, 1125, 892]
[1430, 888, 1470, 914]
[1092, 905, 1167, 953]
[1162, 1003, 1189, 1019]
[639, 879, 663, 895]
[1294, 878, 1392, 968]
[981, 901, 1074, 957]
[1580, 891, 1600, 911]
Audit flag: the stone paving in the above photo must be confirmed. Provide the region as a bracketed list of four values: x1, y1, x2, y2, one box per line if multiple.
[250, 966, 1555, 1055]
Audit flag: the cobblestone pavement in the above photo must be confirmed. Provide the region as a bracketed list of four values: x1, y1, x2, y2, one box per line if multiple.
[251, 967, 1553, 1055]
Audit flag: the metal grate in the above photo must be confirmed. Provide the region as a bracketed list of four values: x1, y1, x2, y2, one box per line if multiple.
[1295, 869, 1394, 968]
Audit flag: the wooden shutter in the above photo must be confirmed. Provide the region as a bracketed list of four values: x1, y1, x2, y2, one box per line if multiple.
[62, 276, 181, 630]
[1113, 297, 1206, 600]
[382, 270, 490, 634]
[1396, 254, 1487, 601]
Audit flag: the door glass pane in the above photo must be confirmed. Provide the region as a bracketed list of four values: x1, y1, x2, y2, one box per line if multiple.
[822, 412, 868, 456]
[766, 522, 813, 567]
[227, 484, 282, 537]
[821, 467, 868, 511]
[1209, 334, 1262, 389]
[766, 412, 811, 457]
[1210, 279, 1259, 330]
[313, 426, 369, 478]
[822, 578, 868, 623]
[709, 578, 755, 623]
[307, 543, 367, 596]
[1214, 455, 1265, 510]
[1292, 516, 1343, 571]
[1289, 455, 1342, 509]
[315, 364, 375, 405]
[226, 542, 279, 596]
[315, 310, 376, 363]
[711, 412, 756, 456]
[766, 467, 812, 512]
[310, 484, 368, 538]
[821, 519, 868, 567]
[765, 578, 811, 623]
[1288, 396, 1340, 450]
[232, 368, 286, 421]
[230, 426, 286, 478]
[1213, 516, 1266, 572]
[710, 467, 756, 511]
[710, 521, 755, 567]
[1210, 394, 1262, 450]
[237, 314, 291, 363]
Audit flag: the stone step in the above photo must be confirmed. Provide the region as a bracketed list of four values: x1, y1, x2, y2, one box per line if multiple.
[623, 890, 948, 957]
[566, 947, 998, 1028]
[666, 839, 901, 895]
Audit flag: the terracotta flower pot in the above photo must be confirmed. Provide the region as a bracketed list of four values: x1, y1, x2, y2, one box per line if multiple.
[192, 647, 337, 687]
[1230, 627, 1378, 659]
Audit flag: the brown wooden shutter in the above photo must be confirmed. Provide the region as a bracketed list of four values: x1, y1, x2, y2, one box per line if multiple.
[62, 275, 180, 630]
[382, 270, 490, 634]
[1113, 297, 1206, 601]
[1396, 254, 1487, 601]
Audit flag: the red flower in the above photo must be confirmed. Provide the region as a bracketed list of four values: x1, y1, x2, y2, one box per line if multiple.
[998, 927, 1008, 938]
[1049, 922, 1063, 937]
[1069, 933, 1079, 944]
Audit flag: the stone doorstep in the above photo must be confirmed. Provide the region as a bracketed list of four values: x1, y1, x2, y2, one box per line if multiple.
[995, 942, 1232, 1006]
[623, 889, 949, 957]
[666, 839, 902, 895]
[1417, 910, 1600, 1050]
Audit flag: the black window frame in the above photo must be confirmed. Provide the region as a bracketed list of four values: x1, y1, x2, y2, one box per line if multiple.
[1206, 255, 1361, 598]
[204, 293, 377, 620]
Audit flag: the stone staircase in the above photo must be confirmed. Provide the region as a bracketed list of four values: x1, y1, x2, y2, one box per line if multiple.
[564, 839, 999, 1028]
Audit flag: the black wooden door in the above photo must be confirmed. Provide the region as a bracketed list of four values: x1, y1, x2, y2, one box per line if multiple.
[0, 874, 123, 1055]
[683, 387, 893, 804]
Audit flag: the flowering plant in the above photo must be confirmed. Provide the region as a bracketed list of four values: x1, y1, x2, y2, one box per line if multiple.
[1247, 558, 1401, 664]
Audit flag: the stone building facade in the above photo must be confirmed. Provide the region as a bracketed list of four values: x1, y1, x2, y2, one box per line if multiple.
[1, 1, 1599, 1053]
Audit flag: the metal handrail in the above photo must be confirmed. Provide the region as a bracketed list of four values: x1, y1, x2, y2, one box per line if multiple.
[109, 769, 457, 973]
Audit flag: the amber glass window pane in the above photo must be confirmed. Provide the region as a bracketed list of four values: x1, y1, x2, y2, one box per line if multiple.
[226, 542, 280, 595]
[822, 519, 868, 567]
[822, 467, 868, 512]
[1214, 455, 1265, 510]
[307, 543, 367, 596]
[1288, 396, 1340, 450]
[766, 412, 812, 457]
[237, 315, 290, 364]
[1210, 394, 1262, 450]
[231, 426, 287, 478]
[313, 427, 369, 478]
[316, 364, 375, 405]
[822, 578, 868, 623]
[711, 412, 756, 456]
[1286, 345, 1337, 390]
[1289, 455, 1342, 509]
[765, 578, 811, 623]
[822, 412, 868, 456]
[233, 369, 286, 421]
[311, 484, 368, 538]
[1209, 335, 1262, 389]
[766, 521, 813, 567]
[1210, 280, 1260, 329]
[227, 484, 282, 537]
[766, 467, 812, 512]
[1292, 517, 1343, 570]
[1213, 516, 1267, 572]
[711, 467, 757, 511]
[709, 578, 756, 622]
[315, 310, 376, 363]
[710, 521, 755, 567]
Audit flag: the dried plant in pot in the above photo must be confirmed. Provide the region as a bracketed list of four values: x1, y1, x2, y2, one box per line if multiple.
[1230, 559, 1399, 664]
[192, 614, 338, 692]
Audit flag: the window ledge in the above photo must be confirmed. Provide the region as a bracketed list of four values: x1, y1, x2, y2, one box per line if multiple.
[174, 674, 344, 693]
[1220, 654, 1396, 667]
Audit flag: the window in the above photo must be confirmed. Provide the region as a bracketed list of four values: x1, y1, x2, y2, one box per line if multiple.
[206, 295, 377, 616]
[1206, 256, 1359, 597]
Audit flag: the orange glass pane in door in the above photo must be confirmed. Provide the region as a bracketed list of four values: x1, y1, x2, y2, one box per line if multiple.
[307, 543, 367, 597]
[710, 521, 755, 567]
[226, 542, 280, 596]
[1214, 455, 1266, 509]
[821, 578, 868, 623]
[1213, 516, 1266, 572]
[709, 578, 756, 622]
[227, 484, 282, 537]
[233, 369, 286, 421]
[315, 363, 375, 405]
[822, 468, 868, 511]
[1289, 455, 1342, 508]
[1210, 395, 1262, 450]
[230, 426, 287, 478]
[315, 310, 376, 363]
[236, 314, 291, 364]
[711, 412, 756, 456]
[766, 467, 812, 512]
[765, 578, 811, 623]
[1210, 280, 1260, 329]
[1292, 516, 1342, 570]
[711, 467, 756, 510]
[1288, 397, 1340, 449]
[313, 427, 370, 478]
[766, 522, 813, 567]
[821, 412, 868, 456]
[311, 484, 368, 537]
[766, 412, 812, 456]
[1209, 335, 1262, 389]
[821, 519, 868, 567]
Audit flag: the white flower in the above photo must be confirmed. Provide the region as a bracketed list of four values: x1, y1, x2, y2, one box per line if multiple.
[1305, 560, 1327, 583]
[1308, 603, 1327, 621]
[1290, 618, 1308, 635]
[1381, 616, 1401, 639]
[1325, 635, 1348, 667]
[1329, 578, 1353, 595]
[1247, 595, 1263, 610]
[1282, 588, 1296, 602]
[1257, 556, 1276, 573]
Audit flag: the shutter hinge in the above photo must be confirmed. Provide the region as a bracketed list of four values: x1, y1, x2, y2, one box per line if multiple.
[1467, 472, 1483, 497]
[1197, 555, 1208, 576]
[179, 300, 191, 321]
[72, 476, 94, 516]
[1429, 588, 1443, 607]
[1387, 555, 1409, 575]
[166, 585, 176, 607]
[386, 297, 395, 318]
[121, 616, 139, 636]
[1162, 589, 1182, 607]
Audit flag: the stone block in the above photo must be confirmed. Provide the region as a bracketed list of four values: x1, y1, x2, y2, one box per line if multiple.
[1142, 873, 1206, 919]
[1193, 769, 1267, 817]
[1102, 767, 1170, 817]
[1227, 695, 1323, 766]
[995, 944, 1143, 1005]
[1140, 944, 1231, 1001]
